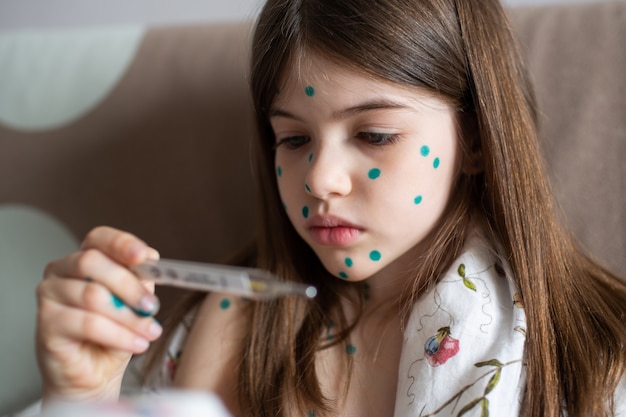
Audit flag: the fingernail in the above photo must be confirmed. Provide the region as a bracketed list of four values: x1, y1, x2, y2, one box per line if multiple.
[133, 337, 150, 351]
[148, 320, 163, 338]
[147, 247, 160, 261]
[137, 294, 160, 316]
[127, 241, 146, 260]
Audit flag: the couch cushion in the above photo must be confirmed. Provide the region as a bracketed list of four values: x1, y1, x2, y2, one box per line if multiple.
[509, 2, 626, 275]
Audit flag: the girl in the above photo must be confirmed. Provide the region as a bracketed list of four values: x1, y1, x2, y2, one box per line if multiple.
[36, 0, 626, 416]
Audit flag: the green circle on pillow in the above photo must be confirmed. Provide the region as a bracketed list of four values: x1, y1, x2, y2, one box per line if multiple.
[0, 26, 144, 131]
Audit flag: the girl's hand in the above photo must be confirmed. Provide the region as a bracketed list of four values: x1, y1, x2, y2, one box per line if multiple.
[36, 226, 163, 404]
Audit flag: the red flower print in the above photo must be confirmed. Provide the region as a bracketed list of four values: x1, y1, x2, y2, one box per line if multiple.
[424, 326, 460, 367]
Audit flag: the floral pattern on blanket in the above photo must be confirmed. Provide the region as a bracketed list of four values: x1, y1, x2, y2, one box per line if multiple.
[396, 232, 527, 417]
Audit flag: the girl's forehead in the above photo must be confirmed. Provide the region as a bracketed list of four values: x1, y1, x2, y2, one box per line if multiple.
[279, 53, 352, 89]
[275, 54, 450, 112]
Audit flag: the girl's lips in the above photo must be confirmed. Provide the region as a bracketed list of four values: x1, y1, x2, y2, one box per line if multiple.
[306, 216, 363, 246]
[309, 226, 362, 246]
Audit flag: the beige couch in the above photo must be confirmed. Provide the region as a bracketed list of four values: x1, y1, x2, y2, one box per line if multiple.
[0, 2, 624, 414]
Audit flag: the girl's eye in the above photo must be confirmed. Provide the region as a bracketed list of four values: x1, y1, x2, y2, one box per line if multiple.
[275, 135, 310, 150]
[356, 132, 401, 146]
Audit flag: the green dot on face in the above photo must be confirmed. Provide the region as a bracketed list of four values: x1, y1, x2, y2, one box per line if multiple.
[369, 250, 382, 262]
[339, 271, 349, 279]
[368, 168, 381, 180]
[305, 85, 315, 97]
[414, 195, 423, 205]
[345, 257, 353, 267]
[302, 206, 309, 218]
[276, 166, 282, 177]
[346, 344, 357, 355]
[433, 157, 440, 169]
[305, 183, 311, 193]
[220, 298, 231, 310]
[308, 153, 314, 162]
[420, 145, 430, 157]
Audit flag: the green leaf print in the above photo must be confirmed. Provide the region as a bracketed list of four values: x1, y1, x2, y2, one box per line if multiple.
[475, 359, 503, 368]
[420, 358, 521, 417]
[457, 263, 476, 291]
[457, 397, 482, 417]
[481, 398, 489, 417]
[484, 369, 501, 395]
[463, 278, 477, 291]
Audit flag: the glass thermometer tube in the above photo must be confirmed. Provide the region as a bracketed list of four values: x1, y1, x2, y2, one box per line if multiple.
[133, 258, 317, 300]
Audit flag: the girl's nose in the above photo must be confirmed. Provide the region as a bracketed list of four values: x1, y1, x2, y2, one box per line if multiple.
[304, 146, 352, 200]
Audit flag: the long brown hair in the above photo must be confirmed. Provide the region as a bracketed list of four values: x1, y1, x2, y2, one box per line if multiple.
[246, 0, 626, 415]
[151, 0, 626, 415]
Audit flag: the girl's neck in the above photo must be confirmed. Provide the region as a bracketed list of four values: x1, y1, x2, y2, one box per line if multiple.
[362, 241, 429, 316]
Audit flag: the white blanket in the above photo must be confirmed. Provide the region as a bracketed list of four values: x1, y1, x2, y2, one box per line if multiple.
[394, 232, 526, 416]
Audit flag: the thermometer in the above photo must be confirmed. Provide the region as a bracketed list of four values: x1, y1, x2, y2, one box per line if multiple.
[133, 258, 317, 300]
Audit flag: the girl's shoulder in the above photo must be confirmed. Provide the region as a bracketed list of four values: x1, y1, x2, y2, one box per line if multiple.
[131, 292, 251, 392]
[169, 293, 250, 387]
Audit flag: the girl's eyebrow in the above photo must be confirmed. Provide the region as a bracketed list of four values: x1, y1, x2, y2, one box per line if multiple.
[269, 99, 415, 121]
[332, 99, 415, 119]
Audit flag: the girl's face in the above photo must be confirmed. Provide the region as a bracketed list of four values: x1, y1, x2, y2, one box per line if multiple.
[270, 54, 460, 282]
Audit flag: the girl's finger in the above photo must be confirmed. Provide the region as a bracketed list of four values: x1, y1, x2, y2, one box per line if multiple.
[80, 226, 159, 267]
[38, 299, 154, 354]
[38, 276, 163, 343]
[44, 248, 159, 316]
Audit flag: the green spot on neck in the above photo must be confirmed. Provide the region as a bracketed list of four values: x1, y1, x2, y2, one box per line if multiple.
[305, 85, 315, 97]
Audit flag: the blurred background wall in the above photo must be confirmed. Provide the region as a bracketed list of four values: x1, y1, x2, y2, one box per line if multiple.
[0, 0, 610, 31]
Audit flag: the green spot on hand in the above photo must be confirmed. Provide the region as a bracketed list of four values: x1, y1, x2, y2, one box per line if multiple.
[420, 145, 430, 157]
[305, 183, 311, 193]
[219, 298, 231, 310]
[368, 168, 381, 180]
[344, 257, 353, 267]
[414, 195, 423, 205]
[305, 85, 315, 97]
[433, 157, 440, 169]
[369, 250, 381, 262]
[112, 294, 125, 309]
[302, 206, 309, 218]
